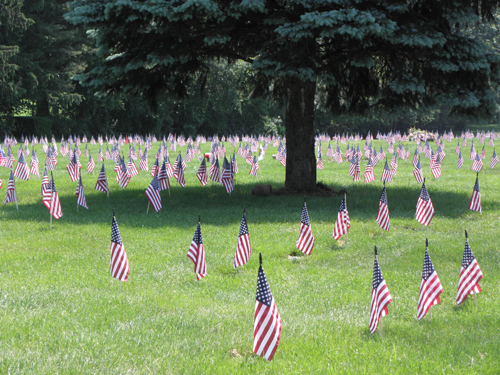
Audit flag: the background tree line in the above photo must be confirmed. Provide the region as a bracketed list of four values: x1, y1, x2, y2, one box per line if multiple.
[1, 0, 498, 138]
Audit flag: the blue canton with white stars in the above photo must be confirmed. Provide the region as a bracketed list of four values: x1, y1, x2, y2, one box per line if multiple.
[192, 223, 203, 244]
[372, 259, 385, 289]
[473, 177, 480, 192]
[239, 215, 249, 236]
[300, 203, 311, 226]
[422, 249, 435, 280]
[111, 217, 122, 245]
[462, 240, 475, 269]
[419, 183, 430, 202]
[256, 266, 273, 307]
[339, 196, 347, 213]
[380, 187, 388, 205]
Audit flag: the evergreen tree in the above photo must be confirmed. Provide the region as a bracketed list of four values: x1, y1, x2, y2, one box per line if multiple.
[67, 0, 500, 192]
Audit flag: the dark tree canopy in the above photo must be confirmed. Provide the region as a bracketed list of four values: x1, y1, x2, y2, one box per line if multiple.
[67, 0, 500, 192]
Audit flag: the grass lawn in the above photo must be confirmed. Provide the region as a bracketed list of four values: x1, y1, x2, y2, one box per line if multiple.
[0, 135, 499, 374]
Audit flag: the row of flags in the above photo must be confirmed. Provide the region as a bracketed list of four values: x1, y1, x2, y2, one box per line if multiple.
[108, 206, 482, 360]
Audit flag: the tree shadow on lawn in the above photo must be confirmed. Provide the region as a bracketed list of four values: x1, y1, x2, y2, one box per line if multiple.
[3, 180, 496, 228]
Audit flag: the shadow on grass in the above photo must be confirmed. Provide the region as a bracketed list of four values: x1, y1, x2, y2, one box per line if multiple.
[3, 178, 491, 229]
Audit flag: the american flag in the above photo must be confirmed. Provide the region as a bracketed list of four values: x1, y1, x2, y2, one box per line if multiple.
[196, 158, 208, 186]
[233, 211, 251, 268]
[326, 143, 334, 159]
[221, 157, 234, 194]
[139, 150, 148, 171]
[3, 170, 16, 206]
[381, 160, 393, 184]
[352, 158, 360, 182]
[332, 195, 350, 240]
[480, 145, 486, 159]
[415, 181, 434, 226]
[296, 202, 314, 255]
[98, 147, 104, 162]
[4, 147, 14, 169]
[30, 149, 39, 177]
[95, 163, 109, 196]
[150, 157, 159, 176]
[249, 155, 259, 177]
[379, 146, 386, 159]
[491, 150, 499, 169]
[118, 158, 131, 188]
[187, 220, 207, 280]
[471, 153, 483, 172]
[127, 157, 139, 177]
[364, 157, 375, 183]
[348, 156, 356, 177]
[66, 154, 79, 182]
[369, 248, 392, 334]
[431, 155, 442, 178]
[76, 175, 88, 209]
[246, 150, 253, 165]
[455, 141, 461, 154]
[253, 255, 282, 361]
[417, 241, 443, 320]
[110, 213, 129, 282]
[413, 158, 424, 183]
[157, 161, 170, 192]
[87, 152, 95, 174]
[412, 148, 419, 167]
[457, 150, 464, 169]
[43, 174, 63, 219]
[145, 174, 162, 212]
[13, 153, 30, 181]
[376, 185, 390, 231]
[41, 167, 49, 204]
[468, 175, 481, 213]
[456, 234, 483, 305]
[390, 152, 397, 175]
[209, 157, 221, 184]
[316, 153, 324, 170]
[371, 149, 379, 167]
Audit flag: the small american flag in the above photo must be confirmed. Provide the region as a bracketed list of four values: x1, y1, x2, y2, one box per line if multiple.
[30, 149, 39, 177]
[390, 152, 397, 175]
[13, 153, 30, 181]
[209, 157, 221, 184]
[369, 248, 392, 334]
[196, 158, 208, 186]
[234, 211, 251, 268]
[468, 175, 481, 213]
[471, 153, 483, 172]
[364, 157, 375, 183]
[456, 234, 483, 305]
[333, 195, 350, 240]
[4, 170, 16, 206]
[457, 150, 464, 169]
[187, 220, 207, 280]
[415, 181, 434, 226]
[412, 148, 419, 167]
[352, 158, 360, 182]
[157, 161, 170, 192]
[376, 185, 390, 231]
[221, 157, 234, 194]
[145, 174, 162, 212]
[296, 201, 315, 255]
[110, 213, 129, 282]
[417, 241, 443, 320]
[87, 152, 95, 174]
[66, 154, 79, 182]
[253, 254, 282, 361]
[249, 155, 259, 177]
[150, 157, 159, 177]
[139, 150, 148, 171]
[316, 154, 324, 170]
[95, 163, 109, 196]
[381, 160, 393, 184]
[76, 175, 88, 209]
[491, 150, 499, 169]
[43, 174, 63, 219]
[413, 158, 424, 184]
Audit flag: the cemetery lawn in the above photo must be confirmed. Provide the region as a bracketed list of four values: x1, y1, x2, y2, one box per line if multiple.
[0, 138, 499, 374]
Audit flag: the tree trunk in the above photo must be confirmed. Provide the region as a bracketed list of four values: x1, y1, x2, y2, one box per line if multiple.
[284, 76, 316, 192]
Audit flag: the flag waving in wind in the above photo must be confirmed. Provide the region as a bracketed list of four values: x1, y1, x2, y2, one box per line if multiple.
[296, 200, 315, 255]
[233, 209, 251, 268]
[253, 254, 282, 361]
[417, 239, 443, 320]
[187, 217, 207, 280]
[110, 211, 130, 282]
[456, 231, 483, 305]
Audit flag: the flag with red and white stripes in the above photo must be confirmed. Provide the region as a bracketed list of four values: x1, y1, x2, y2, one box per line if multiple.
[14, 153, 30, 181]
[456, 235, 483, 305]
[413, 158, 424, 184]
[76, 175, 88, 209]
[30, 149, 39, 177]
[376, 185, 390, 231]
[369, 248, 392, 334]
[196, 158, 208, 186]
[333, 195, 350, 240]
[381, 160, 393, 184]
[145, 174, 162, 212]
[417, 241, 443, 320]
[233, 212, 251, 268]
[253, 255, 282, 361]
[364, 157, 375, 183]
[187, 220, 207, 280]
[296, 202, 314, 255]
[43, 174, 63, 219]
[490, 150, 498, 169]
[4, 170, 16, 206]
[468, 175, 481, 213]
[95, 163, 109, 196]
[415, 181, 434, 226]
[110, 213, 129, 282]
